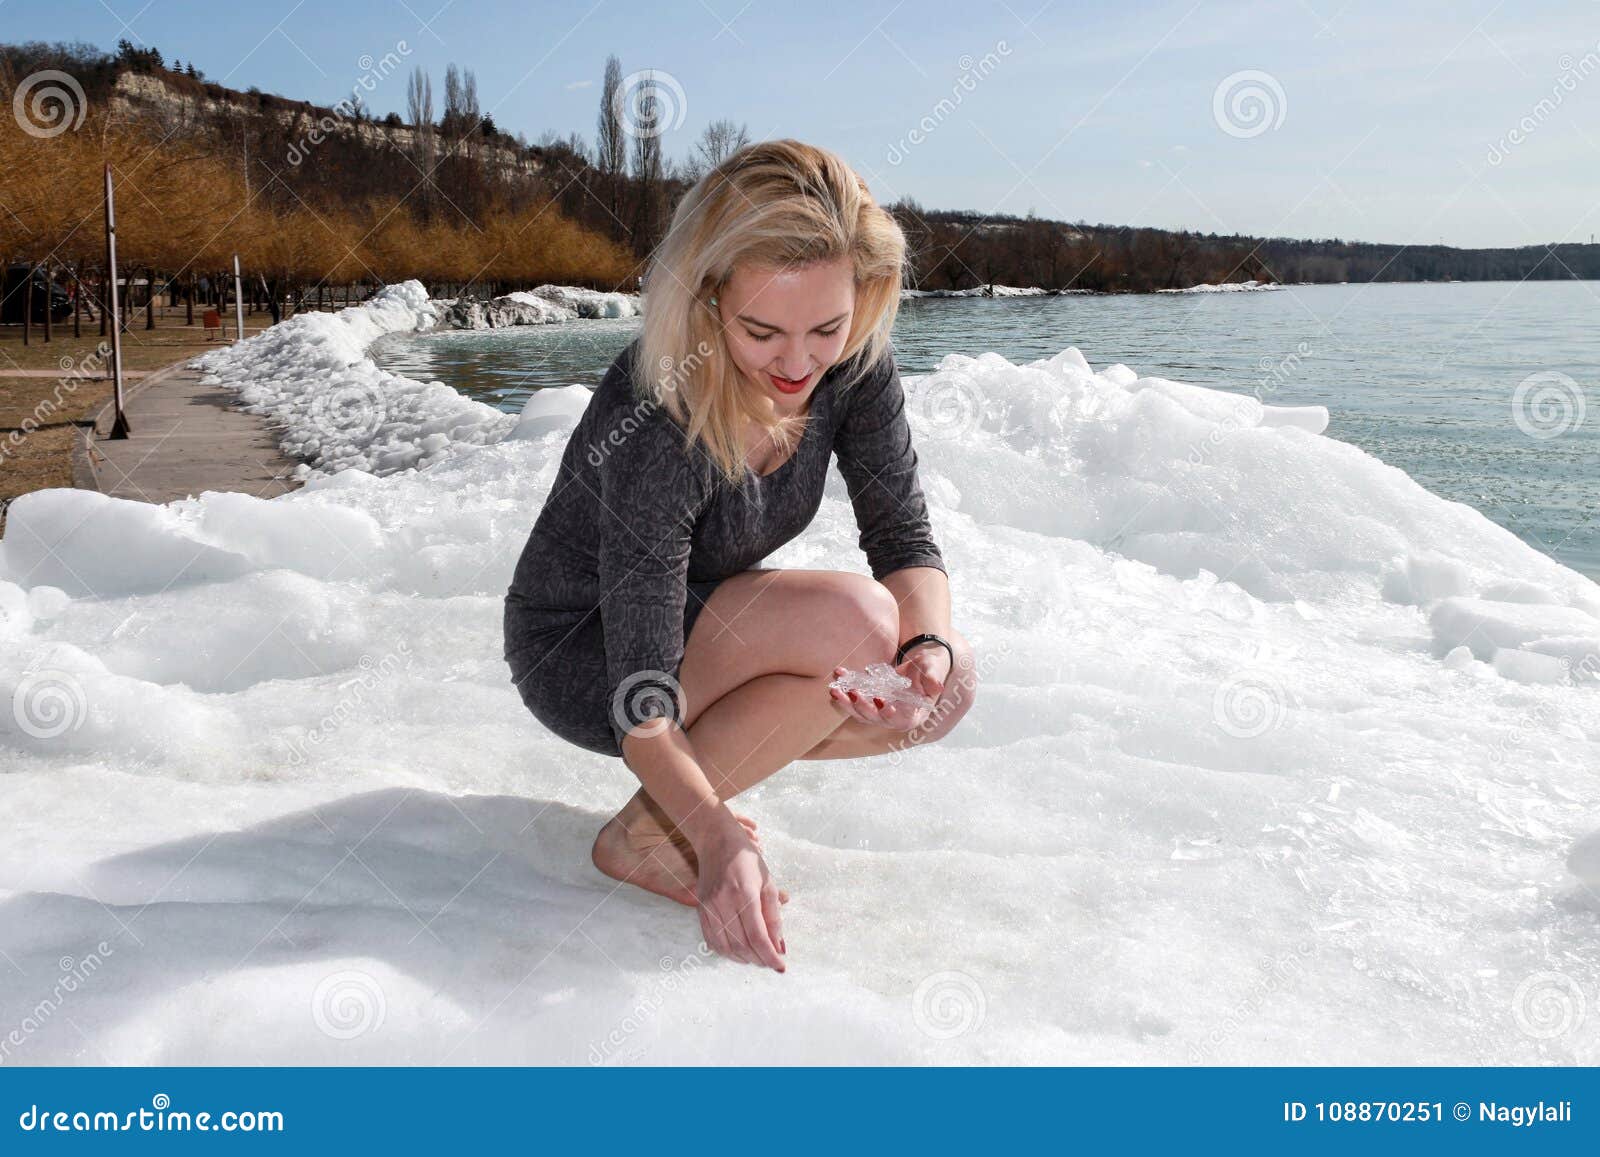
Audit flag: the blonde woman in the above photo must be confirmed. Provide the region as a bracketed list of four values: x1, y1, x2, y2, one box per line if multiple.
[504, 139, 976, 971]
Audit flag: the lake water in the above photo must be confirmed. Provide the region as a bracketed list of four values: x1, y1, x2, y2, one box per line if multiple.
[370, 282, 1598, 580]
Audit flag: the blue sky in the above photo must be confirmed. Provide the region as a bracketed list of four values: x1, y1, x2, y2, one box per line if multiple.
[11, 0, 1600, 247]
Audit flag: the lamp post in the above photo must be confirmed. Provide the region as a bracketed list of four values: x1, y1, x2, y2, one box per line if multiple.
[232, 254, 246, 341]
[104, 162, 129, 439]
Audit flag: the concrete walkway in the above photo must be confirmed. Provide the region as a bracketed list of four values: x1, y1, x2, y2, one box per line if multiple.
[73, 360, 304, 505]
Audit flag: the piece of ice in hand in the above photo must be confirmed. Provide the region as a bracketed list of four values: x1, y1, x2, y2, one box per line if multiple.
[829, 661, 935, 710]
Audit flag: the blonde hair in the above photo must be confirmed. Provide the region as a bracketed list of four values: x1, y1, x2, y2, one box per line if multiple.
[634, 138, 908, 489]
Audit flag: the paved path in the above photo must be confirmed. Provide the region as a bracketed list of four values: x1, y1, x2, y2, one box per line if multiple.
[74, 360, 304, 504]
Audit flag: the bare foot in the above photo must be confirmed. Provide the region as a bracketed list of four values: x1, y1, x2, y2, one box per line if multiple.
[591, 810, 790, 907]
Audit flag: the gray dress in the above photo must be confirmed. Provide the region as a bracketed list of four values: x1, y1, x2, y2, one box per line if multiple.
[503, 336, 947, 757]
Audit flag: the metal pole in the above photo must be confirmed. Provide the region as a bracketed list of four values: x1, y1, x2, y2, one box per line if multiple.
[104, 162, 130, 439]
[232, 254, 245, 341]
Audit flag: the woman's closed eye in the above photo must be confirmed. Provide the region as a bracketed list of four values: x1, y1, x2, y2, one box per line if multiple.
[748, 325, 842, 343]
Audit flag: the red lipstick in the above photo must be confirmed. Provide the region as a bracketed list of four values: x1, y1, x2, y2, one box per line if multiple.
[768, 369, 812, 394]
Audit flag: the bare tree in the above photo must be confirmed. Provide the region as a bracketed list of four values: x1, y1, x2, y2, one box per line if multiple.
[682, 118, 750, 181]
[443, 63, 462, 135]
[406, 66, 434, 140]
[597, 55, 626, 178]
[462, 68, 481, 135]
[628, 71, 664, 253]
[442, 64, 481, 150]
[596, 55, 627, 226]
[435, 62, 489, 222]
[406, 66, 435, 213]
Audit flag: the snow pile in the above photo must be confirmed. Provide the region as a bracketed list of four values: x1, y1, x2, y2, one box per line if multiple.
[903, 284, 1049, 298]
[2, 323, 1598, 1065]
[1157, 279, 1281, 294]
[513, 284, 642, 319]
[436, 286, 642, 329]
[440, 294, 577, 330]
[190, 280, 514, 476]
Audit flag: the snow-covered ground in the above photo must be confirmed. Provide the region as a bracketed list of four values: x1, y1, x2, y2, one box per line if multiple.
[904, 284, 1050, 298]
[187, 282, 516, 477]
[1157, 279, 1282, 294]
[1, 280, 1597, 1065]
[441, 286, 645, 330]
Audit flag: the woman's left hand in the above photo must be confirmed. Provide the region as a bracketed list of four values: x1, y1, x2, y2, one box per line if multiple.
[828, 644, 950, 731]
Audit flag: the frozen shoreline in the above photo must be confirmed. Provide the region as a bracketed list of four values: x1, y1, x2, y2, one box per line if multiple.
[1156, 279, 1282, 294]
[439, 284, 644, 330]
[1, 279, 1596, 1064]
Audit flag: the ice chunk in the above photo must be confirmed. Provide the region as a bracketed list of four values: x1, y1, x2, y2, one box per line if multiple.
[829, 662, 936, 711]
[1429, 597, 1600, 662]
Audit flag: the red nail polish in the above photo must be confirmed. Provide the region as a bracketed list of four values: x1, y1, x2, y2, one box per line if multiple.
[848, 689, 858, 700]
[872, 696, 885, 709]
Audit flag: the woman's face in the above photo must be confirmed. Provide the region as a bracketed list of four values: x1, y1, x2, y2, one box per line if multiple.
[715, 256, 855, 415]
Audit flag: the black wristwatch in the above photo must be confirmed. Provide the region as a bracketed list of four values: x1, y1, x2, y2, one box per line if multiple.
[894, 632, 954, 669]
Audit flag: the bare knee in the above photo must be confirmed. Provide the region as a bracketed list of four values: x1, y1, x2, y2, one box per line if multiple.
[812, 574, 899, 673]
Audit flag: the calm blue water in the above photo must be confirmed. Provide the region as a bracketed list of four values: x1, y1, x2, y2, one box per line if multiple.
[370, 282, 1599, 579]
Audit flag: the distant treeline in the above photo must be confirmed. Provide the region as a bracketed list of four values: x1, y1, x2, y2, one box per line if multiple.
[889, 206, 1600, 292]
[3, 38, 1593, 311]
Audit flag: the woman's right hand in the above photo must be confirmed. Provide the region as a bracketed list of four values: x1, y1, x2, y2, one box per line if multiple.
[693, 811, 786, 972]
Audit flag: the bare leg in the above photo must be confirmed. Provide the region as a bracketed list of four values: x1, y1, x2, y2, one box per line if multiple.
[592, 569, 896, 903]
[591, 669, 847, 904]
[591, 788, 782, 907]
[594, 581, 982, 903]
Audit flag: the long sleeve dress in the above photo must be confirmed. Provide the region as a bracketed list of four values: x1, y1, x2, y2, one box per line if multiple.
[503, 336, 946, 757]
